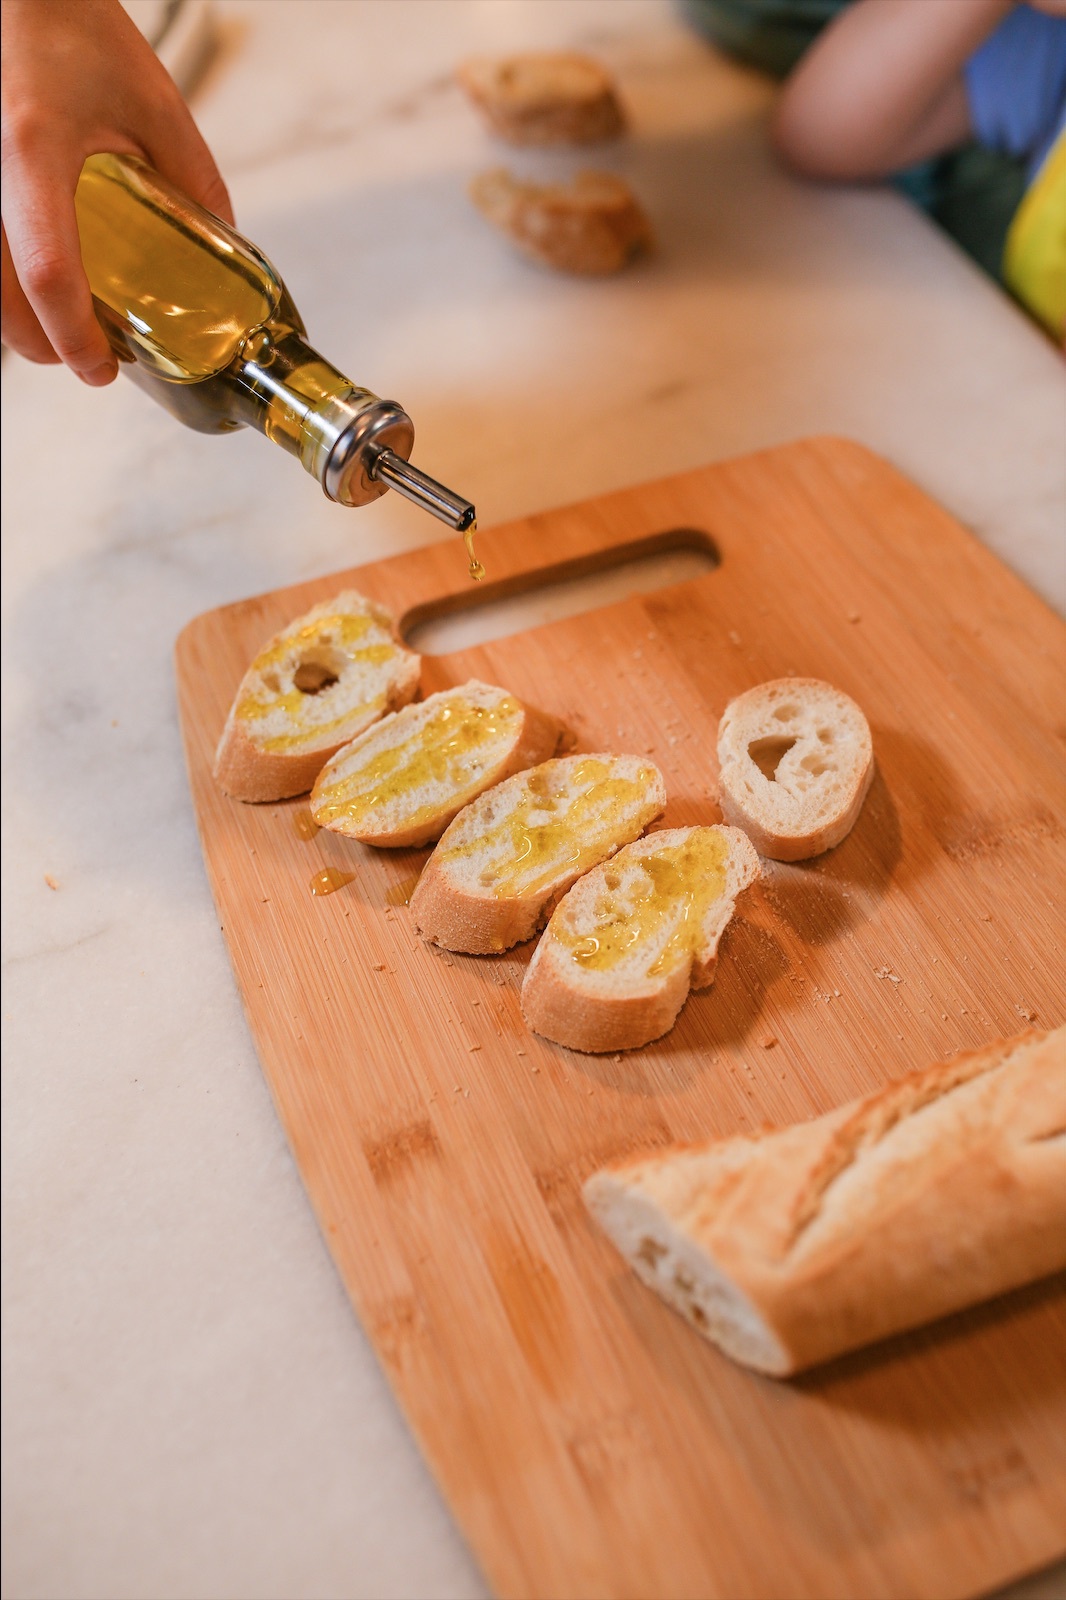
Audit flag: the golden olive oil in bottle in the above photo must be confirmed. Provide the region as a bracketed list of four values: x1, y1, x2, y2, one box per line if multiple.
[74, 152, 476, 540]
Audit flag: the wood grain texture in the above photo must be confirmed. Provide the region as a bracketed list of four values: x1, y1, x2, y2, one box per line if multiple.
[175, 438, 1066, 1600]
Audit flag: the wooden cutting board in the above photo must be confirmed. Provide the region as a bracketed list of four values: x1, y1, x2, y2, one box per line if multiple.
[175, 438, 1066, 1600]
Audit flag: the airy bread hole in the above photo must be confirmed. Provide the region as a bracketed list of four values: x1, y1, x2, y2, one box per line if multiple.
[748, 736, 797, 781]
[293, 650, 345, 695]
[773, 704, 798, 721]
[817, 727, 833, 743]
[800, 752, 834, 776]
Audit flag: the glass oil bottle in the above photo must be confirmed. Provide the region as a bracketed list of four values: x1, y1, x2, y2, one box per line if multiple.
[74, 153, 476, 538]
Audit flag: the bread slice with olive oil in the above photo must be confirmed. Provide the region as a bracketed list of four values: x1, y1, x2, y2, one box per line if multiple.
[717, 678, 873, 861]
[522, 825, 759, 1053]
[214, 591, 421, 803]
[310, 680, 562, 849]
[410, 754, 666, 954]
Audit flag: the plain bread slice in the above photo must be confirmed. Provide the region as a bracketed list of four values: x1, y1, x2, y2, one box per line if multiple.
[717, 677, 873, 860]
[469, 169, 651, 275]
[457, 53, 626, 144]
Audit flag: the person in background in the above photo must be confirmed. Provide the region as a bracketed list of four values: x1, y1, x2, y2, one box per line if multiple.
[683, 0, 1066, 343]
[1, 0, 231, 384]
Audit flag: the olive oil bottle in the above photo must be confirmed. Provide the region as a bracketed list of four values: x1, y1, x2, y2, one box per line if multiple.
[74, 153, 476, 534]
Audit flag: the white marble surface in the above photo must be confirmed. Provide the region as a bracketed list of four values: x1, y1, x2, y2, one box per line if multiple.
[2, 4, 1065, 1598]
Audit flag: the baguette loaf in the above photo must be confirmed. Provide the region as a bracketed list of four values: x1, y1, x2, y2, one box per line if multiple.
[310, 680, 561, 848]
[410, 754, 666, 954]
[584, 1026, 1066, 1375]
[717, 678, 873, 860]
[457, 53, 626, 146]
[213, 591, 420, 803]
[522, 825, 759, 1053]
[469, 169, 651, 275]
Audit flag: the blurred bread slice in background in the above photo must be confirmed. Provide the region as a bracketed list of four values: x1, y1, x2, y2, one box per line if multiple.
[457, 52, 625, 145]
[470, 169, 651, 275]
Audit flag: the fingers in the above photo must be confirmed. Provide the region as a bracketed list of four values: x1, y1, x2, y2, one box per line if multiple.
[1, 222, 59, 363]
[141, 78, 235, 226]
[96, 0, 235, 225]
[0, 141, 117, 383]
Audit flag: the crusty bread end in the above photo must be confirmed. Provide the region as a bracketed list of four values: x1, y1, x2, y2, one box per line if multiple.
[584, 1026, 1066, 1374]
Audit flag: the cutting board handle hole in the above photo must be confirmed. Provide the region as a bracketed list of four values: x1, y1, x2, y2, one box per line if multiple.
[403, 528, 720, 656]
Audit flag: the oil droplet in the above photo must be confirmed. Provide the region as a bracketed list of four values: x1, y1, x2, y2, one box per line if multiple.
[464, 520, 485, 583]
[292, 808, 320, 841]
[386, 873, 422, 907]
[309, 867, 353, 896]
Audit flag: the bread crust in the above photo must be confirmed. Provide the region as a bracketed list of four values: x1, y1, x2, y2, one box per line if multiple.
[717, 677, 873, 861]
[584, 1026, 1066, 1374]
[469, 169, 651, 276]
[457, 53, 626, 145]
[214, 593, 420, 803]
[522, 826, 759, 1053]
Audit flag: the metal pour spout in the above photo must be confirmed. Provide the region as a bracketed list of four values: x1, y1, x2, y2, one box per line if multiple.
[371, 448, 476, 532]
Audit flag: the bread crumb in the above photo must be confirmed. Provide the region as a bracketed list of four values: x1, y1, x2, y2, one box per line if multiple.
[441, 955, 454, 966]
[874, 966, 902, 983]
[516, 1049, 526, 1056]
[847, 611, 861, 624]
[468, 1043, 482, 1052]
[1015, 1005, 1037, 1022]
[759, 1035, 777, 1049]
[728, 631, 742, 646]
[44, 874, 59, 890]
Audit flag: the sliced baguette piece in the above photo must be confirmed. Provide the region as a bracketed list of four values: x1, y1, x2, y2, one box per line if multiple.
[410, 754, 666, 954]
[310, 680, 561, 849]
[469, 169, 651, 275]
[522, 825, 759, 1053]
[584, 1025, 1066, 1376]
[457, 53, 626, 146]
[213, 591, 420, 803]
[717, 678, 873, 861]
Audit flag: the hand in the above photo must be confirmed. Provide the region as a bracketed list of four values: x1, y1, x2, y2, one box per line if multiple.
[1, 0, 232, 384]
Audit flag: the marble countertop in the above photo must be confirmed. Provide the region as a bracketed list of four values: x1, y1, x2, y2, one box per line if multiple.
[3, 3, 1064, 1597]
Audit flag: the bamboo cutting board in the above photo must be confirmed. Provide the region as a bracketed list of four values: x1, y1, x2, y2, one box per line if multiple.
[176, 438, 1066, 1600]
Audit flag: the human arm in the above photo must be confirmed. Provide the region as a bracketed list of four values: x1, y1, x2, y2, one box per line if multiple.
[1, 0, 232, 384]
[771, 0, 1015, 180]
